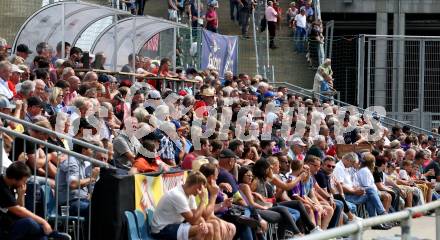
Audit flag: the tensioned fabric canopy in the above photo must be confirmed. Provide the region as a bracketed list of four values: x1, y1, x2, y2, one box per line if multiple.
[91, 17, 179, 70]
[13, 1, 185, 70]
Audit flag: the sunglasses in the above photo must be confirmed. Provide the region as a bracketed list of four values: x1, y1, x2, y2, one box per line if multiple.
[326, 164, 336, 169]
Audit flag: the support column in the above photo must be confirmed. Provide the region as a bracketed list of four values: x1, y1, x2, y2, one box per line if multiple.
[392, 8, 405, 119]
[374, 12, 387, 107]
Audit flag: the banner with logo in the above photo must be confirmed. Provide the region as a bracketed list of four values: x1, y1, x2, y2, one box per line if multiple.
[201, 29, 239, 77]
[134, 171, 187, 212]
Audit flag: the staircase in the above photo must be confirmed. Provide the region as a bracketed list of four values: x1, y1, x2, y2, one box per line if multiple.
[142, 0, 315, 88]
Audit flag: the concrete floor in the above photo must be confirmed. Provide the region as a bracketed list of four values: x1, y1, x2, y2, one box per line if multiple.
[362, 216, 436, 240]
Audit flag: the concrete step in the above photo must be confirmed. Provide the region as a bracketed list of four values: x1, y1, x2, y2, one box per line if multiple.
[141, 0, 314, 89]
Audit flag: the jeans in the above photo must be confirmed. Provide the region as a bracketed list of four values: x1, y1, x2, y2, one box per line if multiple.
[328, 199, 343, 228]
[345, 187, 385, 217]
[277, 200, 316, 233]
[239, 9, 250, 35]
[69, 198, 90, 218]
[136, 0, 146, 15]
[9, 218, 47, 240]
[230, 0, 240, 21]
[286, 207, 300, 221]
[334, 194, 356, 213]
[295, 27, 307, 53]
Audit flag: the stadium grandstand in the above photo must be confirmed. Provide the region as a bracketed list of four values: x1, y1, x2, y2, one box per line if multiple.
[0, 0, 440, 240]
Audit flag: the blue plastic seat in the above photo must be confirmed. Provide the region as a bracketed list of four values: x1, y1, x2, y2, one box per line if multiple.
[125, 211, 140, 240]
[40, 184, 84, 240]
[134, 210, 156, 240]
[40, 184, 85, 222]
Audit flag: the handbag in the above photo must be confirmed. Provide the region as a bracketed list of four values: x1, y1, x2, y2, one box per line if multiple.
[260, 17, 267, 32]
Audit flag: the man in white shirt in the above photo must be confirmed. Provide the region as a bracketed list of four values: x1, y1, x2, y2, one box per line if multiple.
[293, 8, 307, 53]
[151, 172, 214, 240]
[334, 153, 387, 222]
[0, 61, 13, 99]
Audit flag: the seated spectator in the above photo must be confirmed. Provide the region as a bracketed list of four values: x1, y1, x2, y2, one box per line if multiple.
[334, 153, 391, 229]
[131, 139, 169, 174]
[182, 138, 211, 170]
[58, 142, 100, 219]
[0, 162, 71, 240]
[302, 156, 334, 229]
[198, 163, 236, 240]
[357, 153, 392, 213]
[150, 171, 214, 240]
[251, 159, 304, 237]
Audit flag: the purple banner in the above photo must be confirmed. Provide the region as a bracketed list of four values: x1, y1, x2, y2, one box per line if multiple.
[201, 29, 238, 77]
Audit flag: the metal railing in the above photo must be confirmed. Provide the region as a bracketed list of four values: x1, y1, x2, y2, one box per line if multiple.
[357, 35, 440, 130]
[0, 112, 108, 153]
[298, 200, 440, 240]
[0, 124, 115, 240]
[272, 81, 440, 139]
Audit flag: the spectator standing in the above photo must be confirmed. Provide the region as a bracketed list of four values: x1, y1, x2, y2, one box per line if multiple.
[286, 2, 298, 27]
[137, 0, 147, 15]
[265, 1, 278, 49]
[230, 0, 240, 22]
[293, 8, 307, 53]
[189, 0, 204, 29]
[205, 1, 219, 33]
[168, 0, 179, 21]
[239, 0, 254, 38]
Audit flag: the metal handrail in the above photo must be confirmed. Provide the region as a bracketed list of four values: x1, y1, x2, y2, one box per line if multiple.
[0, 112, 108, 154]
[0, 126, 114, 169]
[272, 81, 440, 139]
[298, 200, 440, 240]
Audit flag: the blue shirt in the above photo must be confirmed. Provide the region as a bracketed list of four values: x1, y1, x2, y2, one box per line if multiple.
[217, 168, 239, 198]
[58, 156, 90, 204]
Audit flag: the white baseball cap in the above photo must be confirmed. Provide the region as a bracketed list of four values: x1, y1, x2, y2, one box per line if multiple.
[11, 64, 24, 73]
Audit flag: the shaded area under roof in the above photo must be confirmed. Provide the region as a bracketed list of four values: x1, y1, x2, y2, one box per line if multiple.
[12, 1, 186, 70]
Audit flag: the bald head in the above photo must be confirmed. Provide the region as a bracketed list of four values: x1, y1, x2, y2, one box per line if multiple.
[62, 67, 75, 81]
[68, 76, 81, 91]
[83, 71, 98, 82]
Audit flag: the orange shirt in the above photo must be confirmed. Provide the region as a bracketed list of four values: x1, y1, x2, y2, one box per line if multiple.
[133, 157, 160, 173]
[7, 80, 16, 96]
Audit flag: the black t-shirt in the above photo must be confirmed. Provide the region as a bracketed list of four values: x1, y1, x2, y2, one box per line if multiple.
[12, 132, 37, 162]
[315, 170, 331, 193]
[0, 176, 18, 229]
[47, 136, 65, 153]
[423, 160, 440, 182]
[373, 168, 384, 184]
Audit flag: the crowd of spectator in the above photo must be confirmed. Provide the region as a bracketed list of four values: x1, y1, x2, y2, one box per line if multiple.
[0, 33, 440, 240]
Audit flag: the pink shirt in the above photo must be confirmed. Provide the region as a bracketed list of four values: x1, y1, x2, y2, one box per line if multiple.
[64, 90, 77, 106]
[206, 9, 218, 28]
[265, 6, 278, 22]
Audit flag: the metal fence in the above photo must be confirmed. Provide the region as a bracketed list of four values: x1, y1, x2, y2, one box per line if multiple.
[357, 35, 440, 130]
[298, 200, 440, 240]
[272, 81, 440, 139]
[0, 113, 114, 240]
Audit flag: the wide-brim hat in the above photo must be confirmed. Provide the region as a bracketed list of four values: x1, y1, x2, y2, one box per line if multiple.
[201, 87, 215, 97]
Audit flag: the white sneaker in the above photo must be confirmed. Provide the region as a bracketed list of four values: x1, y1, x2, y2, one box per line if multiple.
[310, 226, 323, 233]
[349, 216, 363, 222]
